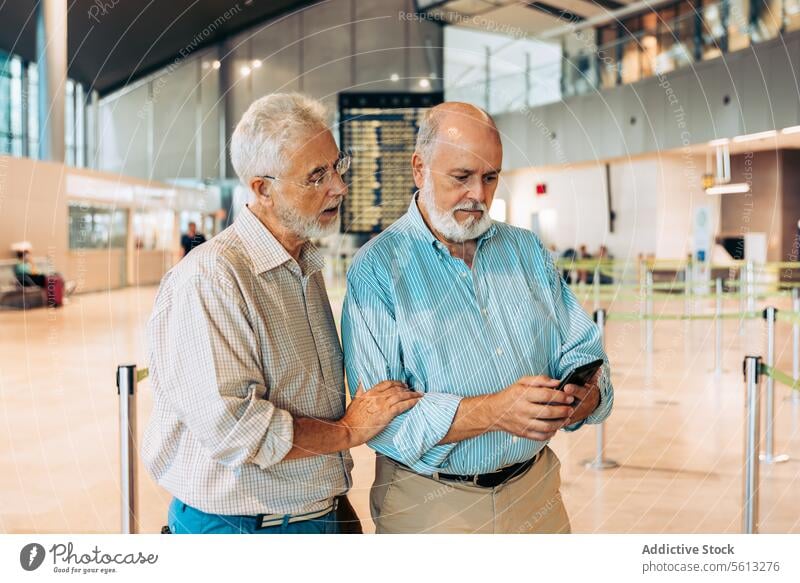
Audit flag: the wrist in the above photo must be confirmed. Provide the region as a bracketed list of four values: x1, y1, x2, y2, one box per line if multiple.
[336, 418, 358, 449]
[472, 392, 503, 434]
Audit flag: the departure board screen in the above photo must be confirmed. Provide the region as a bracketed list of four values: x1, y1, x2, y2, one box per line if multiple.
[338, 92, 443, 235]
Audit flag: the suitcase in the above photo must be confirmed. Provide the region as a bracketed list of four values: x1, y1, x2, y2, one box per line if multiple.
[45, 274, 64, 307]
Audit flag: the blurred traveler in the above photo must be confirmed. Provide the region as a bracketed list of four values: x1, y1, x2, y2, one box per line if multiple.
[180, 222, 206, 258]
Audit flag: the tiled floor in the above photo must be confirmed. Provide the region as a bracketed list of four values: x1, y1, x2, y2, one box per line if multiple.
[1, 285, 799, 533]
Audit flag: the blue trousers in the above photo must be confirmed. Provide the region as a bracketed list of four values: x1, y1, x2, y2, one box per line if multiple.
[168, 498, 341, 534]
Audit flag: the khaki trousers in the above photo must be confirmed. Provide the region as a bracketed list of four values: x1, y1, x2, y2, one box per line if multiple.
[370, 446, 571, 534]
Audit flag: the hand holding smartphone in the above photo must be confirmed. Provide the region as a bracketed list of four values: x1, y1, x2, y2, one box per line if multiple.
[557, 358, 604, 392]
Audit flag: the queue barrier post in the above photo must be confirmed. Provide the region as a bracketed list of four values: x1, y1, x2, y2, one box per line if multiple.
[742, 356, 762, 534]
[117, 364, 139, 534]
[793, 289, 800, 405]
[645, 271, 654, 354]
[760, 308, 789, 464]
[715, 278, 723, 375]
[582, 309, 619, 470]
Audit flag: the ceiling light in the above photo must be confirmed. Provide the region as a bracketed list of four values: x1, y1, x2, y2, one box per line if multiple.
[419, 78, 431, 89]
[240, 65, 251, 76]
[390, 73, 399, 82]
[705, 183, 750, 195]
[782, 125, 800, 134]
[252, 59, 262, 68]
[732, 130, 777, 143]
[211, 60, 221, 70]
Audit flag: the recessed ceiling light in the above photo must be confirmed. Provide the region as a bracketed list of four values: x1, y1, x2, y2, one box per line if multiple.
[390, 73, 399, 82]
[252, 59, 262, 68]
[211, 60, 221, 70]
[240, 65, 251, 76]
[419, 78, 431, 89]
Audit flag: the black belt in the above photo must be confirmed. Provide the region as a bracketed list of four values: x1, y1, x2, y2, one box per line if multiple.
[393, 451, 540, 489]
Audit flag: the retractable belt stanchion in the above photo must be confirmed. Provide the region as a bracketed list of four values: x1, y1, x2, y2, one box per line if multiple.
[645, 270, 654, 354]
[583, 309, 619, 470]
[715, 278, 723, 375]
[793, 288, 800, 405]
[760, 308, 789, 464]
[117, 364, 139, 534]
[742, 355, 762, 534]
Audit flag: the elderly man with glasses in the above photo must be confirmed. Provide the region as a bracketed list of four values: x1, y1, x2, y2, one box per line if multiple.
[142, 93, 421, 534]
[341, 102, 613, 534]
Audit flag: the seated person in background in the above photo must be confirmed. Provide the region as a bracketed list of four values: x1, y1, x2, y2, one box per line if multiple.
[14, 248, 47, 288]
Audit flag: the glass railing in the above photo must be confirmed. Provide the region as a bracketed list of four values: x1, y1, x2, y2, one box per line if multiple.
[447, 0, 800, 115]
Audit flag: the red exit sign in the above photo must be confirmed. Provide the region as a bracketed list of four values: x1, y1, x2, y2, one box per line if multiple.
[536, 183, 547, 196]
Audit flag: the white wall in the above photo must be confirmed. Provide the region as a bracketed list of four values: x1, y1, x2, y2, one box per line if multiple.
[501, 154, 714, 261]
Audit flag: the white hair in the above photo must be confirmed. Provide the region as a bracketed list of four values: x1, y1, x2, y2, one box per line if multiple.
[230, 93, 328, 187]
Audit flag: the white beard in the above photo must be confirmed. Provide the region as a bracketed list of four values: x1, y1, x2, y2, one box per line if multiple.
[273, 196, 341, 239]
[418, 173, 493, 243]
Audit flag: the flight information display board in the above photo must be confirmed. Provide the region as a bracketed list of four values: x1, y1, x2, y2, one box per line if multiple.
[338, 92, 443, 235]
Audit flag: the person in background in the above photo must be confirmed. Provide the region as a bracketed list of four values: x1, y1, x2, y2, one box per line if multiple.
[578, 244, 593, 284]
[14, 248, 47, 288]
[180, 222, 206, 258]
[597, 245, 614, 284]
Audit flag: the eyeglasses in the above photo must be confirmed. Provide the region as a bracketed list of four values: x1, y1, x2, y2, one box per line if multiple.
[259, 153, 351, 191]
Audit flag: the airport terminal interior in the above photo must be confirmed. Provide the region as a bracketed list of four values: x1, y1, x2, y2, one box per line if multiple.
[2, 0, 800, 534]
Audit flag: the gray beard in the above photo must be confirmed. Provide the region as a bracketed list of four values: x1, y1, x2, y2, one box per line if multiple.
[273, 197, 340, 239]
[418, 183, 492, 243]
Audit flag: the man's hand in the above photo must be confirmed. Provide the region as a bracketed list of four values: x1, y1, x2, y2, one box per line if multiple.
[562, 369, 601, 427]
[340, 381, 422, 447]
[487, 375, 576, 441]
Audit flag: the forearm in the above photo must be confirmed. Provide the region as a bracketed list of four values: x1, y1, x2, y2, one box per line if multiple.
[438, 393, 497, 445]
[283, 417, 353, 460]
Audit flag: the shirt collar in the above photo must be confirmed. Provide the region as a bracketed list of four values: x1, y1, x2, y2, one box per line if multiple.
[405, 192, 498, 251]
[234, 204, 325, 276]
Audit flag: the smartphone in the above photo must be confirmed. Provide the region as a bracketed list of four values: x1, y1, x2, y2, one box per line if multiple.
[557, 358, 604, 391]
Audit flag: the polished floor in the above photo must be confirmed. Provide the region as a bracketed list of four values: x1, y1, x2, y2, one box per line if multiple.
[1, 284, 799, 534]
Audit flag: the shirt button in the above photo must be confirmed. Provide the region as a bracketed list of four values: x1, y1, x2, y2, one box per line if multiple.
[512, 436, 519, 443]
[460, 272, 468, 278]
[495, 347, 503, 356]
[481, 308, 488, 316]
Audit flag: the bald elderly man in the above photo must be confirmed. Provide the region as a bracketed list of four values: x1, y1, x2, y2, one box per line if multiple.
[341, 102, 614, 533]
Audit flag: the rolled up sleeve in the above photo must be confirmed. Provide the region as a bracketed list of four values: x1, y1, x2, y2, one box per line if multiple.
[342, 269, 461, 474]
[148, 270, 294, 470]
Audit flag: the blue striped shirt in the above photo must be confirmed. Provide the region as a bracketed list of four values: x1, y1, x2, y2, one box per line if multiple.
[341, 197, 613, 475]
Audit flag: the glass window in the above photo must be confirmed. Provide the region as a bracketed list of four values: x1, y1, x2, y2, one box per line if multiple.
[751, 0, 782, 42]
[10, 56, 23, 156]
[728, 0, 752, 51]
[0, 52, 11, 154]
[676, 1, 698, 67]
[598, 25, 619, 89]
[656, 4, 678, 74]
[620, 16, 642, 84]
[65, 79, 75, 166]
[68, 202, 128, 249]
[27, 62, 38, 159]
[701, 0, 725, 60]
[787, 0, 800, 32]
[134, 209, 174, 250]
